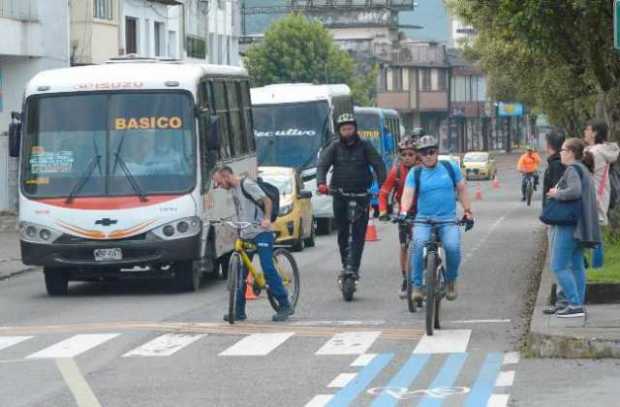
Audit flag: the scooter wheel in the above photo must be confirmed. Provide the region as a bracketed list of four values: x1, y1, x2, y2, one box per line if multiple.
[342, 277, 355, 302]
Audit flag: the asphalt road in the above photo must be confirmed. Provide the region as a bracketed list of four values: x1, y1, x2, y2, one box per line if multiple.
[0, 154, 547, 407]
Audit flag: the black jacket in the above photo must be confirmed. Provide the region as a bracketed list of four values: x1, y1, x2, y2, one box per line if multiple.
[317, 134, 387, 193]
[542, 152, 566, 208]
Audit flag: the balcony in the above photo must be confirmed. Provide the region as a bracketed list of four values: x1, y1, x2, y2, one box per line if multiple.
[418, 91, 449, 112]
[377, 91, 410, 110]
[0, 0, 37, 21]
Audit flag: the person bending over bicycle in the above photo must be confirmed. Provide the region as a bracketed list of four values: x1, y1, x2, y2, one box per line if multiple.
[212, 166, 293, 322]
[399, 135, 474, 302]
[317, 113, 387, 282]
[378, 136, 418, 299]
[517, 146, 541, 201]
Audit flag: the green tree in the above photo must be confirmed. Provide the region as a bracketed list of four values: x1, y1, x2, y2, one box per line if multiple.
[244, 14, 376, 105]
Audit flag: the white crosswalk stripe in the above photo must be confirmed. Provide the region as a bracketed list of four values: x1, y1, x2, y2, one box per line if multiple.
[0, 336, 33, 351]
[315, 331, 381, 355]
[26, 334, 120, 359]
[123, 333, 206, 357]
[412, 329, 471, 354]
[219, 332, 295, 356]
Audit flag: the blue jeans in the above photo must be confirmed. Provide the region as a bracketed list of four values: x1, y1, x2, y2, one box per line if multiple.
[235, 232, 290, 316]
[550, 225, 586, 307]
[410, 218, 461, 288]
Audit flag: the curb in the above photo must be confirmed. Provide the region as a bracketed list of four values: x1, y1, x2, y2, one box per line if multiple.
[0, 266, 37, 281]
[526, 241, 620, 358]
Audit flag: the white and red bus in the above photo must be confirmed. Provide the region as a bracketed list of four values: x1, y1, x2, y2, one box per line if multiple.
[8, 59, 257, 295]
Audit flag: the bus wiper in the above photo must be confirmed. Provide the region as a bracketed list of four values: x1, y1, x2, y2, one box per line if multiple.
[113, 153, 148, 202]
[65, 155, 101, 204]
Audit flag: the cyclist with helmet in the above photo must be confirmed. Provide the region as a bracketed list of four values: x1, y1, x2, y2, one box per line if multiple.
[517, 146, 542, 201]
[378, 136, 419, 298]
[400, 135, 473, 301]
[317, 113, 387, 282]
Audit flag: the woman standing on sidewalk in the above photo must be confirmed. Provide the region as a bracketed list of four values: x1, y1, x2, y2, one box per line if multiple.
[546, 138, 601, 318]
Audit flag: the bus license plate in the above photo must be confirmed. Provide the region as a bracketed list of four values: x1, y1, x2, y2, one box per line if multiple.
[94, 248, 122, 262]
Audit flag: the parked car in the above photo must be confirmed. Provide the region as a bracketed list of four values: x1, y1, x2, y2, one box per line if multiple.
[462, 151, 497, 180]
[258, 166, 315, 251]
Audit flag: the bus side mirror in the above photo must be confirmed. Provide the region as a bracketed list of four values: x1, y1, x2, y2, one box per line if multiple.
[8, 120, 21, 158]
[207, 115, 220, 151]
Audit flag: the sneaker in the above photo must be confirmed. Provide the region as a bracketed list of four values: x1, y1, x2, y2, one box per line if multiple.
[521, 197, 526, 202]
[556, 306, 585, 318]
[411, 287, 424, 301]
[399, 279, 407, 299]
[543, 302, 569, 315]
[223, 313, 247, 322]
[272, 306, 294, 322]
[446, 281, 458, 301]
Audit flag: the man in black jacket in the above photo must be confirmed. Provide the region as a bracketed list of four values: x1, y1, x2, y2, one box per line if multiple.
[543, 131, 566, 208]
[317, 113, 387, 281]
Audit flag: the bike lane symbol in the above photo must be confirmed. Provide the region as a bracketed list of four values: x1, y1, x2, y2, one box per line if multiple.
[367, 386, 470, 400]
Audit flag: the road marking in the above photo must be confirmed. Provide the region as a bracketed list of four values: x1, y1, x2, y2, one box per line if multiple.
[326, 353, 394, 407]
[305, 395, 334, 407]
[418, 353, 468, 407]
[56, 358, 102, 407]
[27, 334, 120, 359]
[502, 352, 520, 365]
[328, 373, 358, 388]
[413, 330, 471, 354]
[495, 371, 515, 387]
[316, 331, 382, 355]
[291, 320, 385, 327]
[219, 332, 294, 356]
[465, 352, 504, 407]
[487, 394, 510, 407]
[370, 354, 431, 407]
[0, 336, 32, 351]
[351, 353, 377, 367]
[123, 333, 206, 357]
[450, 319, 511, 324]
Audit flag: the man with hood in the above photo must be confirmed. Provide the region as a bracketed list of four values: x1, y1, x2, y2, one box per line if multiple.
[317, 113, 387, 283]
[584, 120, 620, 226]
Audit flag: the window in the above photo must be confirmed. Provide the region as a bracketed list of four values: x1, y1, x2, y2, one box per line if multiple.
[94, 0, 113, 21]
[240, 81, 256, 153]
[210, 81, 233, 159]
[437, 70, 447, 91]
[187, 35, 206, 59]
[226, 81, 246, 155]
[154, 22, 164, 57]
[125, 17, 137, 54]
[392, 67, 402, 91]
[421, 69, 432, 91]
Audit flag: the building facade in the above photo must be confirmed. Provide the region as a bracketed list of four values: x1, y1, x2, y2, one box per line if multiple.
[71, 0, 121, 65]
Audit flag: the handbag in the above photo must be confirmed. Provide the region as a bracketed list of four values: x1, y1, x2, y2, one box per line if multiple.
[539, 164, 584, 225]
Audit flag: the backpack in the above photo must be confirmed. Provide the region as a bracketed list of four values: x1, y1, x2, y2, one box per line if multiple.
[241, 177, 280, 223]
[607, 163, 620, 210]
[413, 161, 458, 209]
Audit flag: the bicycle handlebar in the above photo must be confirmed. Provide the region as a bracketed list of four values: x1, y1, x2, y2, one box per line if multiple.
[390, 215, 474, 231]
[330, 188, 371, 198]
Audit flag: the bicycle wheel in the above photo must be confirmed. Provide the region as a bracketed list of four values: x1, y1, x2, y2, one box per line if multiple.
[226, 253, 242, 324]
[406, 268, 416, 313]
[267, 248, 300, 311]
[434, 266, 446, 330]
[526, 181, 533, 206]
[425, 254, 437, 336]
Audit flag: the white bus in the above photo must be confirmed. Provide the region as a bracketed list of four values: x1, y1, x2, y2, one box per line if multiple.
[7, 59, 257, 295]
[251, 83, 353, 234]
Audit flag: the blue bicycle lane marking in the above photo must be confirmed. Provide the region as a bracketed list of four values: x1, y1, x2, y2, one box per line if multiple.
[370, 354, 431, 407]
[418, 352, 469, 407]
[326, 353, 394, 407]
[465, 352, 503, 407]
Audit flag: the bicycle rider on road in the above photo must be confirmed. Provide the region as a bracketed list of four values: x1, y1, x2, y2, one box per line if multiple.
[399, 135, 474, 301]
[517, 146, 542, 201]
[212, 166, 293, 322]
[317, 113, 387, 283]
[378, 136, 419, 299]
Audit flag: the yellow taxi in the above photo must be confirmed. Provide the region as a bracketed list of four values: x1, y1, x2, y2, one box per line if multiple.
[462, 151, 497, 180]
[258, 166, 315, 251]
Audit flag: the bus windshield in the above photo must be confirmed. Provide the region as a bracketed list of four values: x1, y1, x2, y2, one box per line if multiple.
[253, 101, 330, 170]
[22, 92, 196, 198]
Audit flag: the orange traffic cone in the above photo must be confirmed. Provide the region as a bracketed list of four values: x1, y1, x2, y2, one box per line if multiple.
[245, 273, 258, 300]
[475, 184, 483, 201]
[492, 176, 500, 190]
[365, 213, 379, 242]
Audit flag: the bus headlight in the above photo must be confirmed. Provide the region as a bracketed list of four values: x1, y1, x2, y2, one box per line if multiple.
[151, 217, 202, 240]
[19, 222, 62, 244]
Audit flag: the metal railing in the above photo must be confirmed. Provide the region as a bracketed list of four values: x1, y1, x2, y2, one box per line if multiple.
[0, 0, 37, 21]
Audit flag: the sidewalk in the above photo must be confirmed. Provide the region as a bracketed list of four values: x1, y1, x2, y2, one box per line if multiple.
[0, 231, 32, 280]
[528, 250, 620, 358]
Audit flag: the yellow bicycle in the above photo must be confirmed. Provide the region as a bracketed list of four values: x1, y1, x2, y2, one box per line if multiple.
[212, 220, 300, 324]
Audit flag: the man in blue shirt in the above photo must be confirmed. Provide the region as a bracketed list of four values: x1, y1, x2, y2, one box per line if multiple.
[399, 135, 474, 301]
